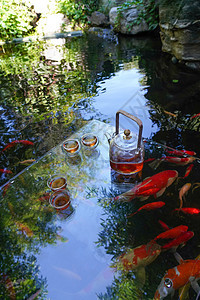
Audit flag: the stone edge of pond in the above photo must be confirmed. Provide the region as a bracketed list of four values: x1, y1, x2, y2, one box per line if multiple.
[0, 31, 83, 46]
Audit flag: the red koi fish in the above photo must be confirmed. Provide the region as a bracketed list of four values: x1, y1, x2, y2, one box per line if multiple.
[114, 170, 178, 202]
[144, 158, 156, 163]
[190, 113, 200, 119]
[165, 149, 196, 157]
[1, 182, 11, 197]
[179, 183, 191, 209]
[183, 163, 194, 179]
[128, 201, 165, 217]
[154, 225, 188, 241]
[115, 240, 161, 272]
[1, 140, 34, 152]
[162, 231, 194, 250]
[158, 220, 170, 231]
[0, 168, 12, 174]
[174, 207, 200, 215]
[154, 259, 200, 300]
[37, 192, 50, 202]
[162, 156, 196, 166]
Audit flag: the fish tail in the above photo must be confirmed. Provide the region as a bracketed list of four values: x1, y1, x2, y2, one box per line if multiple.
[173, 250, 184, 264]
[114, 193, 136, 202]
[158, 220, 170, 231]
[127, 211, 137, 218]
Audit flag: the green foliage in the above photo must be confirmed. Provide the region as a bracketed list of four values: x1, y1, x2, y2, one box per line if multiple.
[0, 0, 35, 41]
[57, 0, 99, 28]
[115, 0, 159, 32]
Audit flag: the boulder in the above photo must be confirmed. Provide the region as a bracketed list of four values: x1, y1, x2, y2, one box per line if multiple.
[88, 11, 109, 27]
[109, 6, 150, 35]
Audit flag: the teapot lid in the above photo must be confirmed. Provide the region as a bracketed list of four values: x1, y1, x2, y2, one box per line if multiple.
[114, 129, 138, 150]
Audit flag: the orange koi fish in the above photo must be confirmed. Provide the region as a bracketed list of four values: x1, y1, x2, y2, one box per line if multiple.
[115, 240, 161, 272]
[154, 259, 200, 299]
[19, 159, 36, 165]
[165, 149, 196, 157]
[174, 207, 200, 215]
[128, 201, 165, 217]
[162, 156, 196, 166]
[179, 183, 191, 209]
[182, 164, 194, 179]
[154, 225, 188, 241]
[15, 222, 33, 237]
[0, 168, 12, 174]
[114, 170, 178, 202]
[163, 110, 177, 118]
[162, 231, 194, 251]
[1, 140, 34, 152]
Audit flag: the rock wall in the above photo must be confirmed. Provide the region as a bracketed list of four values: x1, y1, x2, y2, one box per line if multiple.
[159, 0, 200, 68]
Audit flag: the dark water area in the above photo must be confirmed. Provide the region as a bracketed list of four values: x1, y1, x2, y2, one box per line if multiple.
[1, 29, 200, 299]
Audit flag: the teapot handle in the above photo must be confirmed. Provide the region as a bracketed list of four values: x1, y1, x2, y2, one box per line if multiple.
[116, 110, 143, 148]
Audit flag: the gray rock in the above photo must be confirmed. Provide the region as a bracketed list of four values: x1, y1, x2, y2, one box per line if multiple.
[109, 6, 149, 35]
[89, 11, 109, 27]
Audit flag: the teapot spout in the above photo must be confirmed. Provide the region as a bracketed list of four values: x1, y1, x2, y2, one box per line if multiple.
[105, 133, 111, 144]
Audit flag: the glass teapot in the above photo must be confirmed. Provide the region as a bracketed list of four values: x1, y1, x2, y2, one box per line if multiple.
[108, 110, 144, 175]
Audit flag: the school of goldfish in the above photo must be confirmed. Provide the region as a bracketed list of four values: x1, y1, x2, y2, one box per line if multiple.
[113, 147, 200, 299]
[1, 137, 200, 299]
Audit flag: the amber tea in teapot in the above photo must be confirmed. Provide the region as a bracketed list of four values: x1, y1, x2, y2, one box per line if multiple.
[109, 110, 144, 175]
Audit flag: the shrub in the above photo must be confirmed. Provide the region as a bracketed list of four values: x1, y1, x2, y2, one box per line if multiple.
[57, 0, 99, 28]
[0, 0, 35, 41]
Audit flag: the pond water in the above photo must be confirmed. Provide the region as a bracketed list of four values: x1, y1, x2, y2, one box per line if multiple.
[1, 30, 200, 187]
[1, 29, 200, 300]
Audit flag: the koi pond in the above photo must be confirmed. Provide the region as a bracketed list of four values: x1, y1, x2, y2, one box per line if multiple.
[1, 30, 200, 299]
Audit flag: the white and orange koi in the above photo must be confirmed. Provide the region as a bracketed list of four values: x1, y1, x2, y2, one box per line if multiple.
[114, 240, 161, 273]
[179, 183, 191, 209]
[154, 259, 200, 299]
[114, 170, 178, 202]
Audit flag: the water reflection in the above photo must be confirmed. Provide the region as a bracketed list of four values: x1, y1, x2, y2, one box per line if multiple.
[1, 32, 200, 187]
